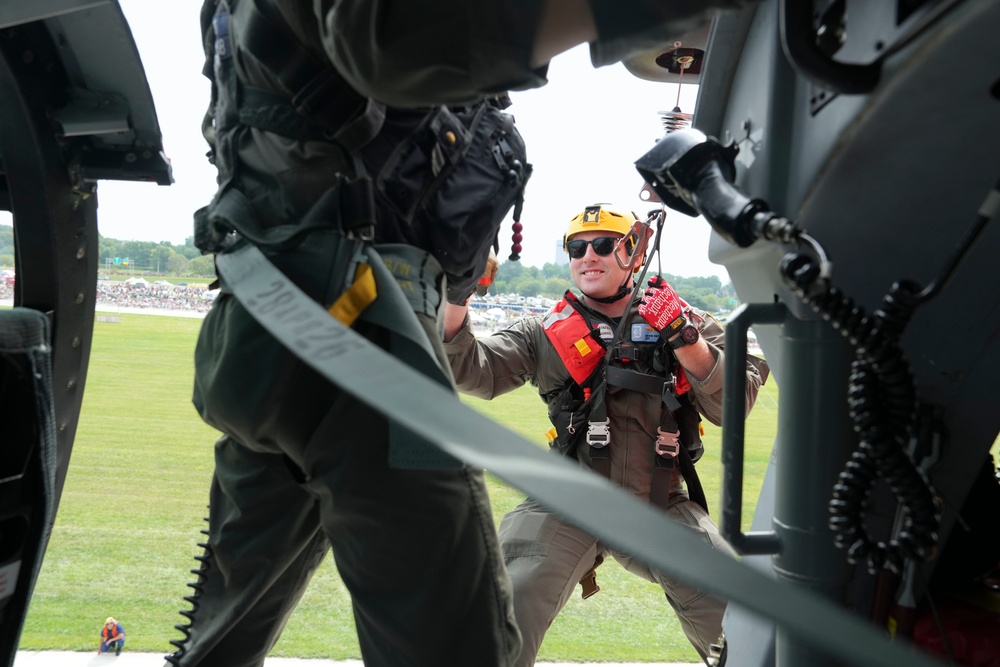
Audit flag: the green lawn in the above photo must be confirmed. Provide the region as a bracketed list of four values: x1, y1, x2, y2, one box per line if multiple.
[19, 313, 780, 661]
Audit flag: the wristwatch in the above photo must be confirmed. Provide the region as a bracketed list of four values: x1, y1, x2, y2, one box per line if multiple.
[668, 323, 700, 350]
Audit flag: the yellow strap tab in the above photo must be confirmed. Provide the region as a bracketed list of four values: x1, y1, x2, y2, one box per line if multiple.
[573, 338, 592, 357]
[328, 263, 377, 326]
[545, 427, 557, 444]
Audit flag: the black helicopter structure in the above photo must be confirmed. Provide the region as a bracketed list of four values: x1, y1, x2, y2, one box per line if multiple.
[1, 1, 997, 666]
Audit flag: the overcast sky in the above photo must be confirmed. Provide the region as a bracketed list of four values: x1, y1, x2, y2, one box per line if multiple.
[7, 0, 729, 282]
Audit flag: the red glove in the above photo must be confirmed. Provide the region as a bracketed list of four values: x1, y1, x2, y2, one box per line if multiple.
[638, 276, 686, 336]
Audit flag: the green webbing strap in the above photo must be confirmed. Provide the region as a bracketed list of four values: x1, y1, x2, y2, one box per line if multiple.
[215, 243, 941, 667]
[585, 380, 611, 480]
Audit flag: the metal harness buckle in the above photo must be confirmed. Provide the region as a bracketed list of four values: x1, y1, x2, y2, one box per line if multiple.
[655, 427, 680, 458]
[586, 419, 611, 448]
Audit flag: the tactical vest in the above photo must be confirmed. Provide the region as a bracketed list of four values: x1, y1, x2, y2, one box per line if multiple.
[542, 291, 708, 512]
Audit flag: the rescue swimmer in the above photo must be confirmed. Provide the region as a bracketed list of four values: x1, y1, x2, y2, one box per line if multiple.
[443, 203, 769, 665]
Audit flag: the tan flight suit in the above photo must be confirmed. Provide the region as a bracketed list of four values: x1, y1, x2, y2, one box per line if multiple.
[446, 299, 766, 664]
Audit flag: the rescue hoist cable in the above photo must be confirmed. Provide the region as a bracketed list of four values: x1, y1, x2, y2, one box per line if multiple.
[661, 49, 695, 134]
[603, 206, 666, 356]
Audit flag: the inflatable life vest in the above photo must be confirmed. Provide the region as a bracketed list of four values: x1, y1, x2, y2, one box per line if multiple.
[542, 292, 605, 386]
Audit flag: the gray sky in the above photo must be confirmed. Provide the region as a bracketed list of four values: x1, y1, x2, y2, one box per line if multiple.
[10, 0, 729, 282]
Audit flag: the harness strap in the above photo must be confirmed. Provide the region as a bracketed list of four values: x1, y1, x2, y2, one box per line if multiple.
[586, 380, 611, 480]
[605, 364, 708, 511]
[196, 173, 375, 258]
[606, 365, 681, 411]
[652, 443, 708, 513]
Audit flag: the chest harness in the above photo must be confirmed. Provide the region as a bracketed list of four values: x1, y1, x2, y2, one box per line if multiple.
[542, 291, 708, 514]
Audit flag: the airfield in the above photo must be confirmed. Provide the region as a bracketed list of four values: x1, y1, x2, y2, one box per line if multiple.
[1, 298, 711, 663]
[12, 651, 691, 667]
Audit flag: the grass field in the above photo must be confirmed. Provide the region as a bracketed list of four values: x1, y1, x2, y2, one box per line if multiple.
[19, 312, 780, 661]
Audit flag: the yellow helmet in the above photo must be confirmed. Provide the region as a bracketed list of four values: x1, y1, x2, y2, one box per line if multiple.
[563, 204, 638, 249]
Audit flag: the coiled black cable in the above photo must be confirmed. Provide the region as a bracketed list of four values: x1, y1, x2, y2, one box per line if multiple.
[780, 255, 940, 574]
[164, 514, 212, 665]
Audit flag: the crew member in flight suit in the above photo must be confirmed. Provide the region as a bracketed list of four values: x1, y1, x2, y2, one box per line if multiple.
[444, 204, 767, 665]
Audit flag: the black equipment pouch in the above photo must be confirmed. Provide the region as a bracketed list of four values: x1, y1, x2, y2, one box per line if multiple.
[362, 100, 532, 304]
[546, 380, 593, 458]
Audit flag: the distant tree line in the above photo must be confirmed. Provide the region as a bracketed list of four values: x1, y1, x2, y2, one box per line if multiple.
[97, 236, 215, 277]
[1, 223, 216, 276]
[2, 224, 737, 310]
[491, 260, 739, 313]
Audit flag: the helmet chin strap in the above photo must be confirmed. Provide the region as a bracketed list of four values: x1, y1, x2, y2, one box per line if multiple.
[582, 281, 633, 304]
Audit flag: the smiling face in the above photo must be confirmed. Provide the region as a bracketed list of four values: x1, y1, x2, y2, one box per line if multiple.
[568, 230, 639, 314]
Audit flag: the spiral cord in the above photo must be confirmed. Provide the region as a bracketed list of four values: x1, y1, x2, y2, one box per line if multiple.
[660, 107, 693, 134]
[781, 258, 941, 574]
[165, 513, 213, 665]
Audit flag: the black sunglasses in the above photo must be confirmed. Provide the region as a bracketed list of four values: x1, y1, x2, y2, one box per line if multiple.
[566, 236, 620, 259]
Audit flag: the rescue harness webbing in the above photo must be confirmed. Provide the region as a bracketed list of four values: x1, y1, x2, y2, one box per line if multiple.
[543, 283, 708, 512]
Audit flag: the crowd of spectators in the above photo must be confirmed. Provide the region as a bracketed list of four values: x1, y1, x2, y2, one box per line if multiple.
[0, 279, 215, 314]
[94, 280, 215, 313]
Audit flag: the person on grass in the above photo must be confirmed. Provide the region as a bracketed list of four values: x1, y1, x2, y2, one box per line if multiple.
[99, 617, 125, 656]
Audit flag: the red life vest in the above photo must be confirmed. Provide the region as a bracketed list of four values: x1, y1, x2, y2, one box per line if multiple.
[542, 292, 604, 385]
[543, 291, 690, 395]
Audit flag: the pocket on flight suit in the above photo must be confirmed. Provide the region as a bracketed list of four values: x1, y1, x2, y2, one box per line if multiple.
[497, 502, 563, 560]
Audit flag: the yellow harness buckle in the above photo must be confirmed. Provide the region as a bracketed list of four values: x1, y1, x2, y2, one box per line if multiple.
[328, 263, 377, 326]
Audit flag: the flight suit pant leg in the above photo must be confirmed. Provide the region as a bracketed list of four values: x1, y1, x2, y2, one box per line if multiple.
[662, 497, 735, 660]
[166, 435, 330, 667]
[497, 498, 601, 667]
[299, 386, 521, 667]
[611, 495, 736, 663]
